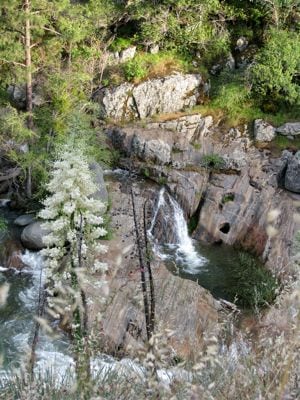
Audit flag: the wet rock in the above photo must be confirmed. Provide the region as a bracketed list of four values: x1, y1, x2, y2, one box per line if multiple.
[274, 150, 293, 187]
[96, 73, 202, 120]
[285, 151, 300, 193]
[0, 239, 26, 270]
[276, 122, 300, 137]
[21, 221, 49, 250]
[254, 119, 276, 142]
[14, 214, 35, 227]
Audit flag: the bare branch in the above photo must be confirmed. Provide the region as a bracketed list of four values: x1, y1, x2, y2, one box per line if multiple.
[43, 26, 62, 36]
[0, 58, 26, 67]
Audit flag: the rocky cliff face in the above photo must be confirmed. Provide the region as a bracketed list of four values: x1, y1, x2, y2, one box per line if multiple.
[107, 117, 300, 278]
[94, 74, 203, 120]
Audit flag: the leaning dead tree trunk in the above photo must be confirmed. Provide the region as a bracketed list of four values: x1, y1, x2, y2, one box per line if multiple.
[130, 186, 155, 340]
[143, 200, 155, 336]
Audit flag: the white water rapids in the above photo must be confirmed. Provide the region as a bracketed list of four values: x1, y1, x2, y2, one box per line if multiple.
[148, 187, 207, 273]
[0, 250, 191, 388]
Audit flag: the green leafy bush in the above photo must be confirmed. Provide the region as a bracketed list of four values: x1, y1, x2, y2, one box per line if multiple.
[201, 153, 225, 169]
[250, 29, 300, 107]
[122, 52, 188, 82]
[109, 37, 133, 53]
[122, 58, 148, 81]
[226, 252, 279, 309]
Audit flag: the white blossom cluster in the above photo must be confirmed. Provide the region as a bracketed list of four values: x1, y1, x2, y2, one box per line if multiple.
[39, 145, 108, 319]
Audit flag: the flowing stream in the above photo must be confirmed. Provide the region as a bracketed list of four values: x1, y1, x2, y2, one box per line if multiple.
[148, 187, 263, 303]
[0, 202, 188, 387]
[0, 182, 262, 386]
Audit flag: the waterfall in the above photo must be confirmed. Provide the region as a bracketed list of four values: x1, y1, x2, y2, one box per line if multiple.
[148, 188, 207, 273]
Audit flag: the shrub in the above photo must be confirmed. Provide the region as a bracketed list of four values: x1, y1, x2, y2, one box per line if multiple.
[225, 252, 279, 309]
[122, 52, 188, 83]
[250, 29, 300, 107]
[109, 37, 133, 53]
[201, 153, 225, 169]
[122, 58, 148, 82]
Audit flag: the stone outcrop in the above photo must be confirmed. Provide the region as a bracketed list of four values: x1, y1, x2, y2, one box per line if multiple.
[276, 122, 300, 137]
[108, 126, 174, 165]
[254, 119, 276, 142]
[95, 73, 202, 120]
[108, 46, 137, 64]
[146, 114, 213, 150]
[285, 151, 300, 193]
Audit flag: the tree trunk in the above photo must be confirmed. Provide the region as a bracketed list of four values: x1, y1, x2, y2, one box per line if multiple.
[24, 0, 33, 198]
[24, 0, 33, 129]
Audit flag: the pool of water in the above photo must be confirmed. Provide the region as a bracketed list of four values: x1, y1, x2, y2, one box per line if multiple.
[161, 242, 249, 302]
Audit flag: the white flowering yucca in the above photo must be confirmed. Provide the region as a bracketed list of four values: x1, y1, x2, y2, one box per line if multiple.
[39, 145, 108, 340]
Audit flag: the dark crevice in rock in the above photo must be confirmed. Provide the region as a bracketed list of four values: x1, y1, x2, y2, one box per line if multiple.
[219, 222, 231, 234]
[277, 162, 289, 189]
[189, 193, 206, 235]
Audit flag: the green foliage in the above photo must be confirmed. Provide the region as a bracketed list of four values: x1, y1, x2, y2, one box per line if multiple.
[250, 29, 300, 107]
[121, 51, 189, 83]
[226, 252, 279, 309]
[109, 37, 133, 52]
[188, 214, 199, 235]
[0, 216, 7, 232]
[201, 153, 225, 169]
[194, 68, 300, 126]
[122, 58, 148, 82]
[273, 135, 300, 151]
[221, 193, 235, 204]
[0, 106, 34, 144]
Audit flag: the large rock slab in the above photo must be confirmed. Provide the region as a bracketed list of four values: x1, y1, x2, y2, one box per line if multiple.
[108, 126, 174, 165]
[276, 122, 300, 136]
[96, 74, 202, 120]
[285, 151, 300, 193]
[0, 239, 26, 270]
[254, 119, 276, 142]
[147, 114, 213, 150]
